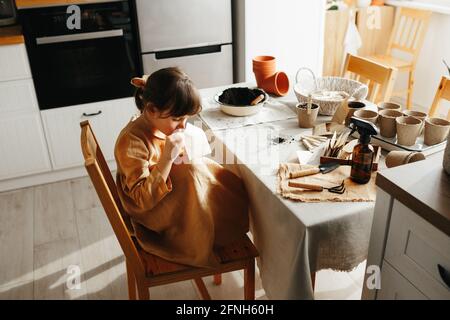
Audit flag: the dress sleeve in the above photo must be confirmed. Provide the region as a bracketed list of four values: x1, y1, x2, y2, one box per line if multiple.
[115, 133, 172, 212]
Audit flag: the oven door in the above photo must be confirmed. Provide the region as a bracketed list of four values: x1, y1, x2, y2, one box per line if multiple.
[31, 29, 136, 110]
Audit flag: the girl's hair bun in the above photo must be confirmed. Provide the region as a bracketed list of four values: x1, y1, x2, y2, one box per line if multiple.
[132, 67, 201, 116]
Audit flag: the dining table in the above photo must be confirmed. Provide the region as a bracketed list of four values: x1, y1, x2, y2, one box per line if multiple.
[193, 82, 379, 300]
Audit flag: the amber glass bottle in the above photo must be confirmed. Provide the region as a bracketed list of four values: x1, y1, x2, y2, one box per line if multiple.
[350, 134, 374, 184]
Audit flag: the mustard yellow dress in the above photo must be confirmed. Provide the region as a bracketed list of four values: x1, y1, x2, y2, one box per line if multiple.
[114, 114, 249, 268]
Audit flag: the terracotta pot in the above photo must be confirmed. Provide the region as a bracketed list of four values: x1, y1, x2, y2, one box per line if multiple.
[254, 69, 276, 87]
[253, 73, 268, 87]
[396, 116, 422, 146]
[378, 109, 403, 138]
[296, 103, 319, 128]
[260, 71, 289, 96]
[385, 151, 425, 168]
[424, 117, 450, 146]
[252, 56, 276, 67]
[253, 62, 275, 69]
[252, 56, 277, 86]
[354, 109, 378, 124]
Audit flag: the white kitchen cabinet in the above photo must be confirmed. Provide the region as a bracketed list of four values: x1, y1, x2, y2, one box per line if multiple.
[377, 262, 428, 300]
[0, 79, 39, 114]
[384, 200, 450, 299]
[0, 42, 50, 181]
[363, 156, 450, 300]
[0, 44, 31, 81]
[0, 112, 51, 180]
[41, 98, 138, 170]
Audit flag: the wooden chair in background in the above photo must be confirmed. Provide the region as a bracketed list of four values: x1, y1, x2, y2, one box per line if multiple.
[80, 120, 259, 300]
[428, 76, 450, 121]
[342, 53, 398, 103]
[364, 7, 431, 109]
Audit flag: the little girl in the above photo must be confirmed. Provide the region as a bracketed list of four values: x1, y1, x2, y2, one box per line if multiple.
[114, 67, 249, 268]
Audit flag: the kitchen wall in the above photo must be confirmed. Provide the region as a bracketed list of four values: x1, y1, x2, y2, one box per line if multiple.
[392, 10, 450, 117]
[233, 0, 326, 84]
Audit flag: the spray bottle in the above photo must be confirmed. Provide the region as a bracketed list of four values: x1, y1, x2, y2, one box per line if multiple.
[349, 116, 379, 184]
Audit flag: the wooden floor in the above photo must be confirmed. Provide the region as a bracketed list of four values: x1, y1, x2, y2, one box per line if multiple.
[0, 175, 365, 300]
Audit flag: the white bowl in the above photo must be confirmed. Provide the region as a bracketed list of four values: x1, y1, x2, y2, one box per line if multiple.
[214, 88, 268, 117]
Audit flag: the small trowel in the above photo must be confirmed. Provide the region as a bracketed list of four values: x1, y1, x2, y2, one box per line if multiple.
[289, 162, 340, 179]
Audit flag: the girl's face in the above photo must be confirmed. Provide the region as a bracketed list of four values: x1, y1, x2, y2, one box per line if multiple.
[145, 108, 188, 136]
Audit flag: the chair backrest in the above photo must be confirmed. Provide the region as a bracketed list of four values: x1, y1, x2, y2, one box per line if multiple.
[428, 76, 450, 120]
[342, 53, 398, 103]
[387, 7, 431, 63]
[80, 120, 145, 277]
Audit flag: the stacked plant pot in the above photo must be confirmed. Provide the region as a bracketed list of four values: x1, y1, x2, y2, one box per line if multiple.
[252, 56, 289, 96]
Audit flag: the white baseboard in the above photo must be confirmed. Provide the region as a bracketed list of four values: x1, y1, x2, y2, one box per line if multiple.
[0, 161, 117, 193]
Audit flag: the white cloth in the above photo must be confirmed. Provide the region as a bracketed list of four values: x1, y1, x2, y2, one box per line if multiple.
[199, 98, 297, 131]
[214, 119, 374, 300]
[344, 11, 362, 56]
[198, 83, 376, 300]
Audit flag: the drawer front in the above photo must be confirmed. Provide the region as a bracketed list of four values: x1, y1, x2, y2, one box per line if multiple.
[385, 200, 450, 299]
[0, 44, 32, 81]
[0, 79, 39, 115]
[136, 0, 232, 52]
[142, 44, 233, 89]
[0, 112, 51, 180]
[377, 262, 428, 300]
[41, 98, 138, 170]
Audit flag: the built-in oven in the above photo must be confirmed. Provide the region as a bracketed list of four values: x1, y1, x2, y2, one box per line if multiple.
[0, 0, 17, 26]
[19, 0, 141, 110]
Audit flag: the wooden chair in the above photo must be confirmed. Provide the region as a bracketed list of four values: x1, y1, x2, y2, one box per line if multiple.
[342, 53, 398, 103]
[364, 7, 431, 109]
[79, 120, 259, 300]
[428, 76, 450, 121]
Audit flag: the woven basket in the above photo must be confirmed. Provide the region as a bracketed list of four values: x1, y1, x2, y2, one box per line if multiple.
[294, 68, 368, 116]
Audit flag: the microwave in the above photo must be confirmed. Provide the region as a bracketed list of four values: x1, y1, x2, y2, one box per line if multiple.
[0, 0, 17, 26]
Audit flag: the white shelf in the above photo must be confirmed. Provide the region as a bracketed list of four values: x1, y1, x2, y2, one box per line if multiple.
[385, 0, 450, 15]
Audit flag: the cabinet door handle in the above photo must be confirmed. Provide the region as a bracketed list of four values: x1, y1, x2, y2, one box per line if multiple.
[437, 264, 450, 289]
[82, 110, 102, 117]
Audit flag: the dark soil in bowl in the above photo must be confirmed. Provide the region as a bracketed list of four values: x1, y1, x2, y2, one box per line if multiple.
[218, 87, 265, 106]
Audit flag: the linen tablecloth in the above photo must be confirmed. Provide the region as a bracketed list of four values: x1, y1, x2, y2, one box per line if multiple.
[197, 83, 376, 299]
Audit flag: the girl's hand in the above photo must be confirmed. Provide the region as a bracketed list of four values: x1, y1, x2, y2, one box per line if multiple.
[157, 131, 185, 182]
[161, 130, 185, 163]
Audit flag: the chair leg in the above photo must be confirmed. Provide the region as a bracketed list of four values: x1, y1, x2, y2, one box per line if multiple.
[311, 272, 316, 292]
[194, 278, 211, 300]
[213, 274, 222, 285]
[137, 283, 150, 300]
[126, 260, 137, 300]
[244, 259, 255, 300]
[406, 69, 415, 109]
